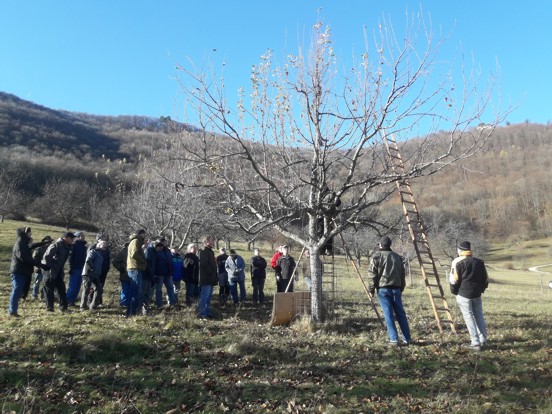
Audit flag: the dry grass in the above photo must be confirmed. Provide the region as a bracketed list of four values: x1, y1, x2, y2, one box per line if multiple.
[0, 220, 551, 413]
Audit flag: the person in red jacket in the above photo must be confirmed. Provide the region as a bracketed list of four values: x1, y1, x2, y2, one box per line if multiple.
[270, 245, 283, 290]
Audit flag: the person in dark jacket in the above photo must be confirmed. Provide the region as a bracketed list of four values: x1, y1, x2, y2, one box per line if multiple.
[89, 233, 110, 306]
[368, 236, 411, 346]
[142, 239, 157, 315]
[112, 242, 130, 307]
[183, 243, 200, 306]
[250, 248, 267, 304]
[276, 245, 296, 293]
[80, 240, 107, 310]
[449, 241, 489, 351]
[154, 238, 176, 309]
[198, 236, 217, 318]
[42, 232, 76, 312]
[31, 236, 53, 300]
[216, 247, 230, 305]
[171, 247, 184, 305]
[8, 227, 48, 316]
[66, 232, 87, 306]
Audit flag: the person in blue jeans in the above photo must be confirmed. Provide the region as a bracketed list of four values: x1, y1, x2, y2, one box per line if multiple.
[449, 241, 489, 351]
[368, 236, 411, 346]
[66, 232, 87, 306]
[225, 249, 247, 304]
[8, 227, 49, 316]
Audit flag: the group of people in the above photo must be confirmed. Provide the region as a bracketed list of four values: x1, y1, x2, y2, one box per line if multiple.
[8, 228, 110, 316]
[8, 227, 490, 349]
[368, 236, 489, 351]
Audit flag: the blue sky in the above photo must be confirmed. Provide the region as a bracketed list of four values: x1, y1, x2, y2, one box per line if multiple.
[0, 0, 550, 126]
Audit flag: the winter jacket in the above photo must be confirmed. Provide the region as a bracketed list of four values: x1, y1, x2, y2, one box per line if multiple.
[33, 243, 50, 273]
[449, 251, 489, 299]
[182, 252, 199, 284]
[368, 248, 406, 292]
[250, 255, 267, 279]
[112, 243, 129, 282]
[82, 248, 104, 281]
[216, 253, 229, 274]
[225, 255, 246, 284]
[270, 251, 282, 270]
[42, 238, 73, 279]
[127, 235, 146, 271]
[143, 243, 156, 281]
[198, 246, 217, 286]
[276, 255, 296, 280]
[172, 253, 184, 282]
[155, 247, 173, 277]
[69, 239, 88, 272]
[10, 228, 38, 276]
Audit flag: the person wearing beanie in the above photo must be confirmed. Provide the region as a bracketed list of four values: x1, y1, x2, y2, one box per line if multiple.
[449, 241, 489, 351]
[8, 228, 49, 316]
[368, 236, 411, 346]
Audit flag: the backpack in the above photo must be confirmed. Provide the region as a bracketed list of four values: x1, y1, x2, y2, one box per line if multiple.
[112, 245, 128, 272]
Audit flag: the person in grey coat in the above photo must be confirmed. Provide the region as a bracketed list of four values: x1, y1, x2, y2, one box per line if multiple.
[80, 240, 108, 310]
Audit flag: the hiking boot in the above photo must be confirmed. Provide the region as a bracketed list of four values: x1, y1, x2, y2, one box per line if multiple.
[463, 343, 481, 352]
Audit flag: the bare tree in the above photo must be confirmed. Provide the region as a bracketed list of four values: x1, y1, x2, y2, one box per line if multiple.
[32, 178, 96, 229]
[0, 167, 26, 221]
[172, 15, 504, 322]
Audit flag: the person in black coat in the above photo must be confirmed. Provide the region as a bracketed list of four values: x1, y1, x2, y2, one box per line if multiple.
[250, 248, 267, 304]
[42, 232, 76, 312]
[8, 227, 49, 316]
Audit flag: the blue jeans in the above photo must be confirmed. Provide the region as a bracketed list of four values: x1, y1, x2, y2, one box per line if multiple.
[127, 270, 143, 316]
[9, 273, 26, 315]
[32, 271, 43, 299]
[377, 288, 411, 343]
[66, 269, 83, 305]
[229, 279, 247, 303]
[155, 275, 176, 308]
[198, 285, 213, 317]
[456, 295, 487, 346]
[120, 280, 131, 307]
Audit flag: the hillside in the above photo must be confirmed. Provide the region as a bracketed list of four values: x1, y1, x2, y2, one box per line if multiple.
[0, 92, 194, 162]
[1, 92, 552, 242]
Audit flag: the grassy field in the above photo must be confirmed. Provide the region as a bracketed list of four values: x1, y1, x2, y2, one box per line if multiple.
[0, 220, 551, 413]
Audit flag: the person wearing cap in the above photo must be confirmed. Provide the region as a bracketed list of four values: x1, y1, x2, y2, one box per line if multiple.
[216, 247, 230, 305]
[449, 241, 489, 351]
[225, 249, 247, 304]
[42, 232, 76, 312]
[368, 236, 411, 346]
[8, 227, 49, 316]
[66, 232, 87, 306]
[31, 235, 53, 300]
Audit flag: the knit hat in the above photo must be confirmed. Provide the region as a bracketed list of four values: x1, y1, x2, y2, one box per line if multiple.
[379, 236, 392, 248]
[74, 231, 83, 238]
[41, 235, 53, 243]
[458, 241, 471, 251]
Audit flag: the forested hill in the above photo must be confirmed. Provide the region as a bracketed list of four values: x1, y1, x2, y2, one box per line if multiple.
[0, 92, 194, 162]
[1, 91, 551, 241]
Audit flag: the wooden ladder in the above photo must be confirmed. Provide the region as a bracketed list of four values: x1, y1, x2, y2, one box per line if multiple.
[382, 131, 456, 334]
